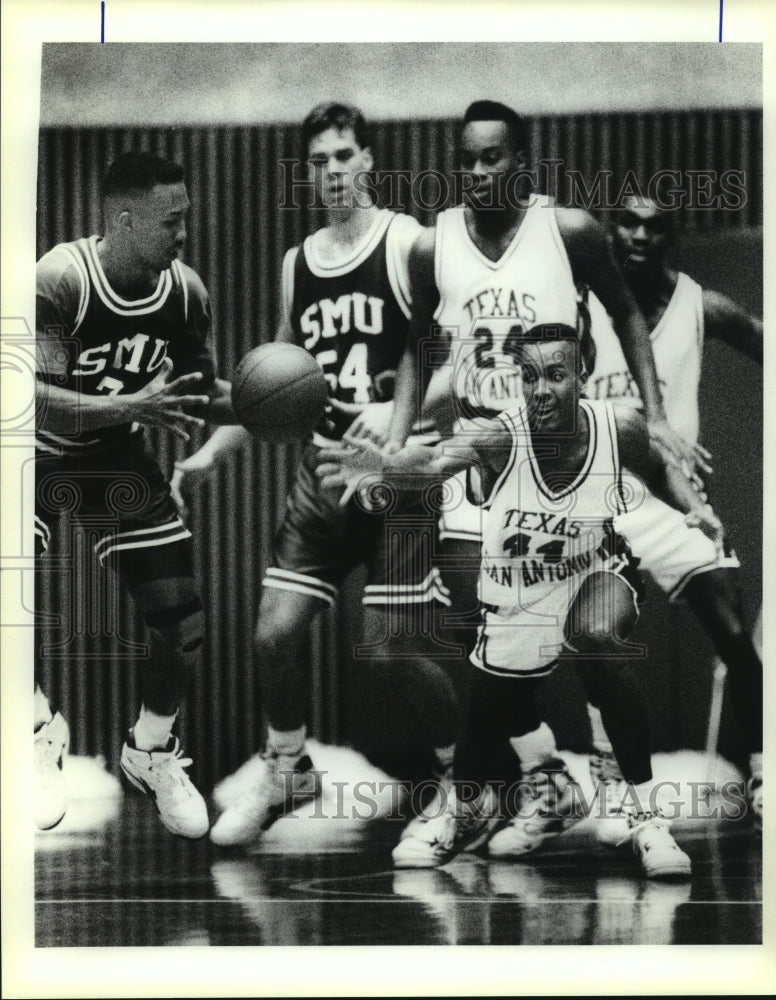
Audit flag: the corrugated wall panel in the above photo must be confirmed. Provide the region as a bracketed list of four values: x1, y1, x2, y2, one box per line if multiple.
[35, 109, 762, 787]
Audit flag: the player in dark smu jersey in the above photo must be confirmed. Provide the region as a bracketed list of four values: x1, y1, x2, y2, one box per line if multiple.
[172, 103, 462, 848]
[34, 152, 237, 838]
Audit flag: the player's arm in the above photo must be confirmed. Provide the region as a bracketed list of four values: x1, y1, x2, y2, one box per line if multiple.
[200, 377, 239, 424]
[703, 290, 763, 365]
[274, 318, 297, 345]
[169, 420, 252, 517]
[170, 253, 298, 507]
[316, 417, 510, 503]
[172, 269, 240, 426]
[558, 208, 699, 472]
[35, 263, 209, 440]
[333, 222, 436, 449]
[614, 405, 723, 548]
[331, 375, 454, 447]
[420, 361, 457, 438]
[275, 247, 300, 345]
[36, 360, 209, 440]
[170, 382, 251, 491]
[385, 227, 440, 453]
[177, 253, 297, 442]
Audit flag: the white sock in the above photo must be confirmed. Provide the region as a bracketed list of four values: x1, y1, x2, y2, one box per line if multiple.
[133, 706, 177, 751]
[34, 685, 53, 730]
[510, 723, 557, 773]
[586, 703, 614, 755]
[267, 725, 306, 766]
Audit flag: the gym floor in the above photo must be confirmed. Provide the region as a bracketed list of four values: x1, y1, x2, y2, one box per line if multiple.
[35, 801, 760, 949]
[33, 747, 761, 951]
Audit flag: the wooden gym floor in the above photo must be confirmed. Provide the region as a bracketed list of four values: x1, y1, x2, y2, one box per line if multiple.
[33, 747, 761, 950]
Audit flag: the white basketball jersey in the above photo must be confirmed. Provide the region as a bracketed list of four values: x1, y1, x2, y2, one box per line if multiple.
[434, 197, 580, 422]
[479, 399, 629, 609]
[586, 272, 704, 444]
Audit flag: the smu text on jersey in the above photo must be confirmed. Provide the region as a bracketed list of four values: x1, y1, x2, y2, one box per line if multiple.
[72, 333, 169, 383]
[300, 293, 385, 347]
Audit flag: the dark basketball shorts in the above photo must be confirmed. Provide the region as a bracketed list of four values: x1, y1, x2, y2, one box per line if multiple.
[265, 441, 450, 608]
[35, 430, 193, 587]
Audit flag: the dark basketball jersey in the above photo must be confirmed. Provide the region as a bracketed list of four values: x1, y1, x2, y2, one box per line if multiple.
[36, 235, 215, 457]
[285, 209, 421, 440]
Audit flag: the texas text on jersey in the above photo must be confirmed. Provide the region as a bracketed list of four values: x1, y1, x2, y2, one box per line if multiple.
[434, 195, 579, 424]
[585, 273, 703, 446]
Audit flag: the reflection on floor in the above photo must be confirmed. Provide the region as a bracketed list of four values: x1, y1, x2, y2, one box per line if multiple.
[34, 747, 762, 947]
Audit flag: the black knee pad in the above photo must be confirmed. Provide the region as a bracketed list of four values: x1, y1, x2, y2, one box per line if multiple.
[145, 601, 204, 666]
[140, 601, 205, 714]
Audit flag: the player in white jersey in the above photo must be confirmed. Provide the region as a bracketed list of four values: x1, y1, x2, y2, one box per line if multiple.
[429, 188, 579, 544]
[382, 100, 701, 835]
[385, 102, 700, 674]
[318, 321, 720, 877]
[171, 104, 462, 848]
[387, 100, 700, 468]
[584, 195, 763, 820]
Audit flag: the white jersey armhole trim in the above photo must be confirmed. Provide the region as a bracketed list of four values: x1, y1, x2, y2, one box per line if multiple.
[281, 247, 298, 327]
[56, 243, 90, 335]
[602, 400, 628, 515]
[693, 274, 705, 357]
[385, 214, 417, 320]
[171, 260, 188, 322]
[547, 202, 577, 291]
[481, 408, 522, 509]
[651, 272, 685, 345]
[432, 214, 447, 322]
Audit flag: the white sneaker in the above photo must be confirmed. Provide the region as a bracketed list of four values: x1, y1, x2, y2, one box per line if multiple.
[628, 812, 691, 879]
[398, 766, 453, 842]
[589, 750, 630, 846]
[121, 732, 209, 839]
[487, 758, 584, 857]
[35, 712, 69, 830]
[392, 785, 500, 869]
[209, 751, 320, 847]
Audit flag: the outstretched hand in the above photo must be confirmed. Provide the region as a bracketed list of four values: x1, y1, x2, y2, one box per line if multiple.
[327, 398, 394, 448]
[647, 417, 713, 478]
[169, 453, 217, 519]
[130, 357, 209, 442]
[316, 435, 385, 506]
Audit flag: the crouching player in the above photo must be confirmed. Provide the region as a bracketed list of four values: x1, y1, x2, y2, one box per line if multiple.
[317, 320, 723, 878]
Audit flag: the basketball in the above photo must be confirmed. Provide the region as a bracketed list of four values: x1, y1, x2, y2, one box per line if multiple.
[231, 342, 329, 442]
